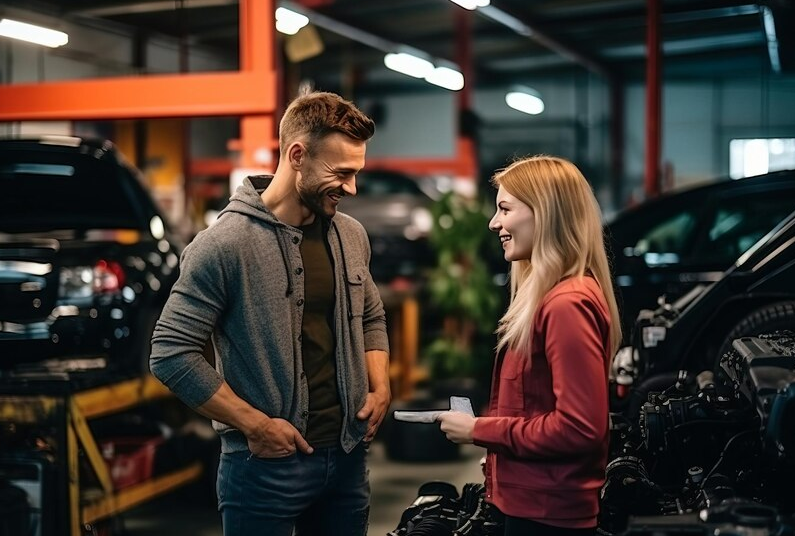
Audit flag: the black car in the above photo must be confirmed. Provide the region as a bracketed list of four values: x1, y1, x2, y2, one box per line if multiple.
[0, 137, 183, 374]
[606, 170, 795, 343]
[340, 169, 435, 282]
[611, 208, 795, 396]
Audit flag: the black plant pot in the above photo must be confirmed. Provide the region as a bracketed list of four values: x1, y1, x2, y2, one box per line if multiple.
[382, 397, 460, 462]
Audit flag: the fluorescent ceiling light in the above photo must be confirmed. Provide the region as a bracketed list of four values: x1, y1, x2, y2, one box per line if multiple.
[425, 66, 465, 91]
[384, 52, 434, 79]
[0, 18, 68, 48]
[761, 6, 781, 74]
[505, 88, 545, 115]
[447, 0, 490, 10]
[275, 7, 309, 35]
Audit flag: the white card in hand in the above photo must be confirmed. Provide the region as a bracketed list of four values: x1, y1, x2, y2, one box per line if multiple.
[392, 395, 475, 423]
[392, 410, 445, 423]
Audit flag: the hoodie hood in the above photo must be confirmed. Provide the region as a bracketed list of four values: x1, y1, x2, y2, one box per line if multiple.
[220, 174, 296, 295]
[219, 175, 282, 227]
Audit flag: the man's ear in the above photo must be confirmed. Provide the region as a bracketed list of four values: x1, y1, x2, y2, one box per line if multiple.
[287, 142, 306, 170]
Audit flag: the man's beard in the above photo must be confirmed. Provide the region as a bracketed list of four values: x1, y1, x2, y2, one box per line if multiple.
[300, 186, 343, 219]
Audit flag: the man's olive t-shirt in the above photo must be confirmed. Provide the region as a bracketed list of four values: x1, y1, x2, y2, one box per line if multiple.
[299, 216, 342, 447]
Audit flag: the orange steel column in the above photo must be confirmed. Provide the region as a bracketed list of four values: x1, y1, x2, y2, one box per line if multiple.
[239, 0, 279, 168]
[0, 0, 277, 124]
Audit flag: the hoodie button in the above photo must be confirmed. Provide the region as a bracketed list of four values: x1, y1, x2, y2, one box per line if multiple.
[297, 299, 304, 306]
[295, 267, 303, 275]
[292, 236, 300, 244]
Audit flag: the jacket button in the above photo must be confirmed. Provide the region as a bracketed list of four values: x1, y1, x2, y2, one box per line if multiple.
[297, 299, 304, 306]
[292, 236, 300, 244]
[300, 371, 306, 378]
[295, 267, 303, 275]
[301, 410, 308, 418]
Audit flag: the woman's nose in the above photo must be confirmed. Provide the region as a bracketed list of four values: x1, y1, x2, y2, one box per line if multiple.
[488, 214, 500, 231]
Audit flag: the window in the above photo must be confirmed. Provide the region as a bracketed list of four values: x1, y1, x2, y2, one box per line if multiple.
[697, 194, 795, 265]
[729, 138, 795, 179]
[629, 211, 698, 266]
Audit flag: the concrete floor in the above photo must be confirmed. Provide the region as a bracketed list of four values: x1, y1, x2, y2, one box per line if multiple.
[120, 441, 487, 536]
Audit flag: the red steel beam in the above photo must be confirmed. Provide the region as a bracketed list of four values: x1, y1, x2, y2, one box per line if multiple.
[645, 0, 662, 198]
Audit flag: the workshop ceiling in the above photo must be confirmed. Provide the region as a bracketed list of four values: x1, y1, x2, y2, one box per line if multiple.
[6, 0, 795, 93]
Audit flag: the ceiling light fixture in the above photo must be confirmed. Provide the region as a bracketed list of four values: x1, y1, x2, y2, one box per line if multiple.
[275, 7, 309, 35]
[0, 18, 68, 48]
[278, 1, 464, 91]
[761, 6, 781, 74]
[447, 0, 490, 10]
[425, 66, 465, 91]
[384, 52, 434, 79]
[505, 87, 545, 115]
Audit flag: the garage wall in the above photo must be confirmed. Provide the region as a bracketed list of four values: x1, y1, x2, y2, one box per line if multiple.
[624, 75, 795, 202]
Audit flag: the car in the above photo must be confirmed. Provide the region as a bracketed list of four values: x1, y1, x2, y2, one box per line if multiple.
[606, 170, 795, 343]
[611, 207, 795, 402]
[340, 168, 435, 282]
[0, 136, 183, 375]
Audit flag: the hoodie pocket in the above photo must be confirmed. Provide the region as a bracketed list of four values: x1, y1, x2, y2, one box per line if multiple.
[346, 267, 366, 317]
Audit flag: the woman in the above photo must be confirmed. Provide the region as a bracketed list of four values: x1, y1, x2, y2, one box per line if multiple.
[437, 155, 621, 536]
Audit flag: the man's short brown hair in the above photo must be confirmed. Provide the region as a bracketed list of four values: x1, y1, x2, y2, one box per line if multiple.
[279, 91, 375, 155]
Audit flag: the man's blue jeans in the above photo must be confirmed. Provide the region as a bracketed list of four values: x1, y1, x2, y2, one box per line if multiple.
[216, 442, 370, 535]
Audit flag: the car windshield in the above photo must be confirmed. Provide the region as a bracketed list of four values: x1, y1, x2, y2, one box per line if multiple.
[0, 151, 145, 232]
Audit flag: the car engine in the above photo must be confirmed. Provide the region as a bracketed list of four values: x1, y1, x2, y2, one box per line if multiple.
[601, 331, 795, 535]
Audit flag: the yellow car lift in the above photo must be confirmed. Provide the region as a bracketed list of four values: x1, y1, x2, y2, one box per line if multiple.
[0, 373, 203, 536]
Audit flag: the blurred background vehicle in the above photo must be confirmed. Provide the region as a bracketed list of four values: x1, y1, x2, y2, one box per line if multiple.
[606, 170, 795, 343]
[0, 137, 183, 375]
[611, 208, 795, 409]
[340, 168, 436, 283]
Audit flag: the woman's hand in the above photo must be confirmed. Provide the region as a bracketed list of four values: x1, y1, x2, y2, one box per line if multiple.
[436, 411, 476, 444]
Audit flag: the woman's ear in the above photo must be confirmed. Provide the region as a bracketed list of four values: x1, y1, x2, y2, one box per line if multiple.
[287, 142, 305, 170]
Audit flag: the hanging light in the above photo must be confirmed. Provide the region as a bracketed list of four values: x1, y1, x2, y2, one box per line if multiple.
[447, 0, 491, 10]
[505, 87, 545, 115]
[275, 7, 309, 35]
[425, 66, 465, 91]
[384, 52, 434, 79]
[0, 18, 68, 48]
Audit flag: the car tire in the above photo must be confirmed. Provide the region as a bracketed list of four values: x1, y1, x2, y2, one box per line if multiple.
[717, 301, 795, 358]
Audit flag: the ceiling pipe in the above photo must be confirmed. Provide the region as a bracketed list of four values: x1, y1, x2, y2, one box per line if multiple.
[477, 3, 611, 79]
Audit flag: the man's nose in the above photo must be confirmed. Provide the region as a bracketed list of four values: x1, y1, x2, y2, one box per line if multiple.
[342, 178, 357, 196]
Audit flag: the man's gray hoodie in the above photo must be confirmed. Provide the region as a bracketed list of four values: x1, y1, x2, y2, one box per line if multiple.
[150, 175, 389, 454]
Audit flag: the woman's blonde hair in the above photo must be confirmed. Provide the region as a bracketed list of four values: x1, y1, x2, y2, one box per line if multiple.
[492, 155, 621, 357]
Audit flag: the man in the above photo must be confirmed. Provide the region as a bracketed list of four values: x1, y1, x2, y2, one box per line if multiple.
[150, 91, 390, 535]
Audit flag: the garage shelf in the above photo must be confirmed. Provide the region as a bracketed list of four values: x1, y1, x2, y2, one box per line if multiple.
[0, 372, 205, 536]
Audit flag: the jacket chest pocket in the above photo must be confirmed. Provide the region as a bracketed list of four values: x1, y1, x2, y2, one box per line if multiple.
[346, 267, 366, 317]
[497, 353, 526, 411]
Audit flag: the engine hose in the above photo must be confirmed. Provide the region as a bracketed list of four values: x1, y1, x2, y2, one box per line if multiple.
[626, 372, 681, 419]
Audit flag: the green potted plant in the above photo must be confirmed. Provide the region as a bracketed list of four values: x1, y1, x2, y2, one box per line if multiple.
[423, 191, 503, 403]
